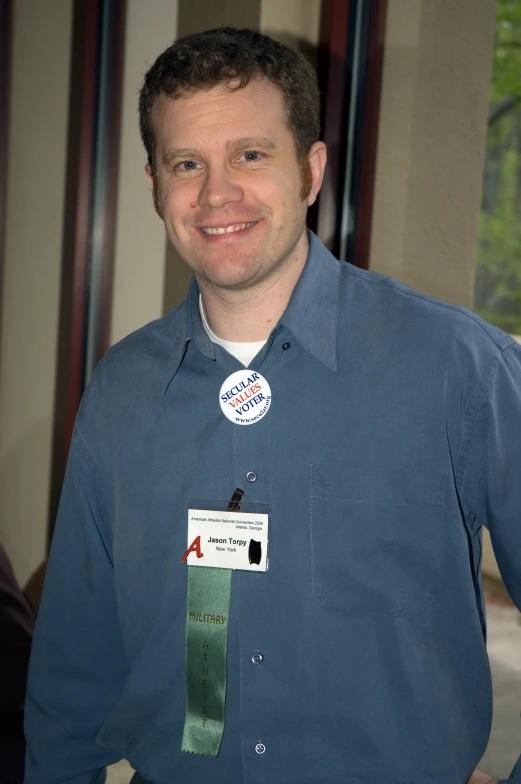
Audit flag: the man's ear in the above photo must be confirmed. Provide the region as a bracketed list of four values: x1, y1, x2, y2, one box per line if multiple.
[306, 142, 327, 207]
[145, 163, 163, 219]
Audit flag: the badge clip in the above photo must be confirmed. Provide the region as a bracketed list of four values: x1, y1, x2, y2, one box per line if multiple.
[227, 488, 244, 512]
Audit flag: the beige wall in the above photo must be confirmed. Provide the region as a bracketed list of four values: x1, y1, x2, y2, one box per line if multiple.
[110, 0, 179, 345]
[370, 0, 496, 307]
[370, 0, 499, 577]
[261, 0, 320, 49]
[0, 0, 73, 585]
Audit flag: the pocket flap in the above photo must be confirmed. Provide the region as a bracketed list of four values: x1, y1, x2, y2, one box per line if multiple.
[311, 464, 446, 506]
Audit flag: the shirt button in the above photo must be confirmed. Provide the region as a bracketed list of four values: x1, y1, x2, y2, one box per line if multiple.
[282, 342, 291, 351]
[246, 471, 257, 483]
[255, 742, 266, 755]
[252, 652, 263, 664]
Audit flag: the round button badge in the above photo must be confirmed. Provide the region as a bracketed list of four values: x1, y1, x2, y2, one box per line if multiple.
[219, 370, 272, 426]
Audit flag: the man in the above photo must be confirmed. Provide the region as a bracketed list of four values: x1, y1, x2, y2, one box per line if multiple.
[24, 27, 521, 784]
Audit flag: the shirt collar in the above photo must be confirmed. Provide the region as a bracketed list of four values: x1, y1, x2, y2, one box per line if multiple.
[279, 231, 340, 372]
[162, 231, 340, 393]
[162, 277, 215, 394]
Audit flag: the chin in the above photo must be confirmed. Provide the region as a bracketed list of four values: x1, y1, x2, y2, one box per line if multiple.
[196, 256, 260, 284]
[202, 270, 258, 290]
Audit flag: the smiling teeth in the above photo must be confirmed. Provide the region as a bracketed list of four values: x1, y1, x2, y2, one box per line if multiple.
[202, 222, 256, 235]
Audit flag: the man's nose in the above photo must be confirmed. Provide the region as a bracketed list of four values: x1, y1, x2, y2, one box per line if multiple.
[197, 165, 244, 209]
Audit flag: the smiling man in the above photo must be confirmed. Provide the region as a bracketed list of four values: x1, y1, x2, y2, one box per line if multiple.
[24, 28, 521, 784]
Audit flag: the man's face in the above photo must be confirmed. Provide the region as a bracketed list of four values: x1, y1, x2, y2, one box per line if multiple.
[146, 79, 325, 294]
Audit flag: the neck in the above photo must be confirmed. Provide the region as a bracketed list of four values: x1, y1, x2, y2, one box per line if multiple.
[198, 232, 309, 342]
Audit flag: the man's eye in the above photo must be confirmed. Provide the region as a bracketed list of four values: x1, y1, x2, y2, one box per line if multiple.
[177, 160, 199, 172]
[239, 151, 262, 163]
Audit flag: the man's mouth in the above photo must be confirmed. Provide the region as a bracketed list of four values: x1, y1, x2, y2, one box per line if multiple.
[200, 222, 257, 235]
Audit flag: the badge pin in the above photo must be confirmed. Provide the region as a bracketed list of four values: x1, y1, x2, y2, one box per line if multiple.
[219, 370, 272, 426]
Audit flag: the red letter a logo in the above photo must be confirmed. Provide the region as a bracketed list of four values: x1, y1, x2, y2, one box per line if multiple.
[182, 535, 203, 563]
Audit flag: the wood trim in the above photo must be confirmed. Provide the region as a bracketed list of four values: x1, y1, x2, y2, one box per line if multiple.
[0, 0, 13, 335]
[49, 0, 101, 543]
[67, 0, 100, 433]
[311, 0, 387, 268]
[353, 0, 388, 270]
[310, 0, 351, 247]
[97, 0, 125, 361]
[48, 0, 126, 543]
[48, 0, 101, 540]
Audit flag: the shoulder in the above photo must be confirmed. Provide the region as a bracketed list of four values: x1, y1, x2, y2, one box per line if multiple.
[340, 262, 515, 352]
[74, 301, 187, 445]
[337, 262, 519, 409]
[101, 302, 187, 379]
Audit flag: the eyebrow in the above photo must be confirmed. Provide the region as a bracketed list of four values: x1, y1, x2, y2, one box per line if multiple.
[227, 137, 276, 153]
[162, 136, 276, 167]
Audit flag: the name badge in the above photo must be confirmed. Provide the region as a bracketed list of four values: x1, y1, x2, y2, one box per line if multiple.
[183, 508, 269, 572]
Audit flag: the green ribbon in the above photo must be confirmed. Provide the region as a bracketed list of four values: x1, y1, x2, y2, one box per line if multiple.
[182, 490, 243, 756]
[181, 563, 232, 756]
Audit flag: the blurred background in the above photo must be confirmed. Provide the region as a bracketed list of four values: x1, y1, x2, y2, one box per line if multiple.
[0, 1, 519, 782]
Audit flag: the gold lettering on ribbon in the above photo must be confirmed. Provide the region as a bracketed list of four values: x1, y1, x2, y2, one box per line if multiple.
[189, 613, 228, 625]
[202, 641, 209, 726]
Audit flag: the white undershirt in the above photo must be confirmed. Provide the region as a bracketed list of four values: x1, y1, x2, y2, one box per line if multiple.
[199, 295, 267, 367]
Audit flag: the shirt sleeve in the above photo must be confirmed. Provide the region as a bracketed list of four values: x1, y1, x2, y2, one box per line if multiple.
[457, 341, 521, 783]
[24, 435, 127, 784]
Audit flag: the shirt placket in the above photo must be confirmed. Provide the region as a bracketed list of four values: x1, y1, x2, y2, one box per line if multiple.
[229, 390, 276, 782]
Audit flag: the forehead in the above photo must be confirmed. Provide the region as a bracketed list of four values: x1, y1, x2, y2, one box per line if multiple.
[151, 79, 291, 151]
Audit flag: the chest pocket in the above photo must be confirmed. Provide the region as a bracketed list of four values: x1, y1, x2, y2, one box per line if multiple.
[310, 464, 447, 617]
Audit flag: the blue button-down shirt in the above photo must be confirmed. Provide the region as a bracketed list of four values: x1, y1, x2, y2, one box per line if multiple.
[25, 233, 521, 784]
